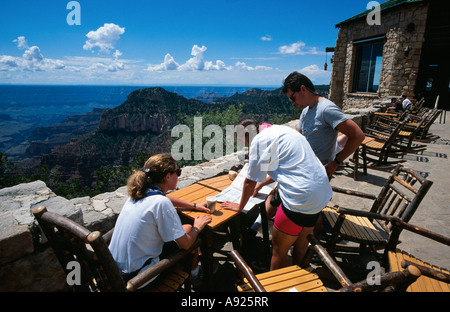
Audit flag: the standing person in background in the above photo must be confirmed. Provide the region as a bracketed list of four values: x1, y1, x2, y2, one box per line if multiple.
[109, 153, 212, 288]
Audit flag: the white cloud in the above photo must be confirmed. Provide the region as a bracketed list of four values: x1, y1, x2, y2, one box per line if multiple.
[147, 53, 179, 72]
[0, 55, 19, 68]
[0, 35, 131, 77]
[23, 46, 44, 62]
[89, 61, 124, 72]
[299, 64, 331, 84]
[13, 36, 28, 49]
[0, 36, 65, 72]
[278, 41, 323, 55]
[235, 61, 272, 71]
[261, 35, 272, 41]
[83, 23, 125, 54]
[147, 45, 232, 72]
[113, 50, 122, 60]
[178, 45, 207, 71]
[204, 59, 231, 71]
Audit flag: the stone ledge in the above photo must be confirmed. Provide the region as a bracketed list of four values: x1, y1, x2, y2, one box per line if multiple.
[0, 225, 33, 266]
[0, 149, 246, 267]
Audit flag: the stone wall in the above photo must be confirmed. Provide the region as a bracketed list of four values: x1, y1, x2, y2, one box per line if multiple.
[329, 2, 429, 110]
[0, 153, 243, 291]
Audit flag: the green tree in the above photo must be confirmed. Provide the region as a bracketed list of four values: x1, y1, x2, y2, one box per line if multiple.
[0, 152, 16, 188]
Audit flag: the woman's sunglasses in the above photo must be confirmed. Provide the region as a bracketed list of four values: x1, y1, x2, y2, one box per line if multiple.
[172, 168, 182, 176]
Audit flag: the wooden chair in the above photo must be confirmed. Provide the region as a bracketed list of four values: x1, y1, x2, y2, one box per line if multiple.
[322, 165, 433, 256]
[350, 120, 407, 180]
[407, 108, 442, 143]
[33, 206, 199, 292]
[383, 218, 450, 292]
[370, 114, 428, 155]
[231, 234, 421, 292]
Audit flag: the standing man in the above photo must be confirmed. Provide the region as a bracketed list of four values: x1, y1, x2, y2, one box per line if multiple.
[282, 72, 365, 238]
[282, 72, 365, 177]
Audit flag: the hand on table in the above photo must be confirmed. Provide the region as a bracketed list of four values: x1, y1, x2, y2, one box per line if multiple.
[220, 201, 240, 212]
[252, 183, 263, 197]
[193, 214, 212, 231]
[194, 201, 210, 213]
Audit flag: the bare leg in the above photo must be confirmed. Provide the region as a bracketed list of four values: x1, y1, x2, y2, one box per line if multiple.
[292, 226, 315, 266]
[270, 227, 298, 270]
[313, 214, 323, 240]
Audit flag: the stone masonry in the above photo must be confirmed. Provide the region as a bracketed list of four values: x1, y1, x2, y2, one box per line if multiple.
[329, 1, 429, 110]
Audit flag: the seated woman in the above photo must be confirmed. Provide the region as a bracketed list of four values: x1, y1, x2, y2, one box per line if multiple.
[109, 153, 212, 287]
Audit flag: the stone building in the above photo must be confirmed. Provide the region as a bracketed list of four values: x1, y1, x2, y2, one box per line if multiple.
[329, 0, 450, 110]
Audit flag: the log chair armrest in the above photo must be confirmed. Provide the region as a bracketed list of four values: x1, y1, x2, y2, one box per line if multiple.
[126, 238, 202, 291]
[365, 128, 392, 140]
[230, 250, 266, 292]
[401, 260, 450, 283]
[337, 207, 395, 223]
[332, 186, 377, 200]
[338, 265, 421, 292]
[390, 219, 450, 247]
[305, 234, 352, 288]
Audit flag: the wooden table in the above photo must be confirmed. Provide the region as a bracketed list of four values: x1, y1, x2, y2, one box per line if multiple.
[169, 175, 240, 289]
[171, 175, 238, 228]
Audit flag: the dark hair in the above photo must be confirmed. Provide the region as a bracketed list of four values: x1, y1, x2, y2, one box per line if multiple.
[238, 117, 260, 130]
[282, 71, 317, 94]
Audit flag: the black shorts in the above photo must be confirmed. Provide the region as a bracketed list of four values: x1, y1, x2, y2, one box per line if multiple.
[280, 203, 320, 227]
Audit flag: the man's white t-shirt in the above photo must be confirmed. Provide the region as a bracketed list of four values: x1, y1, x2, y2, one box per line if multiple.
[246, 125, 332, 215]
[109, 193, 186, 275]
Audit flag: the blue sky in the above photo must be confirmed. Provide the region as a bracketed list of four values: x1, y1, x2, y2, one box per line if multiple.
[0, 0, 369, 86]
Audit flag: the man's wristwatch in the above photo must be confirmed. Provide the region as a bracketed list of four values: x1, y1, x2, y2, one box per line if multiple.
[193, 203, 196, 210]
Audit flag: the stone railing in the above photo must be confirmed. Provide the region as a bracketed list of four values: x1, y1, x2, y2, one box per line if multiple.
[0, 152, 244, 291]
[0, 114, 375, 291]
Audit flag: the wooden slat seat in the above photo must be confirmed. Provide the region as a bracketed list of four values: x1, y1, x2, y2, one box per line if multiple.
[149, 265, 190, 292]
[322, 165, 433, 256]
[350, 120, 408, 180]
[232, 235, 424, 292]
[382, 219, 450, 292]
[322, 206, 387, 246]
[237, 265, 327, 292]
[364, 140, 385, 150]
[388, 250, 450, 292]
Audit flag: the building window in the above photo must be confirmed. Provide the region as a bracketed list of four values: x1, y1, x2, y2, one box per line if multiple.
[352, 36, 385, 93]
